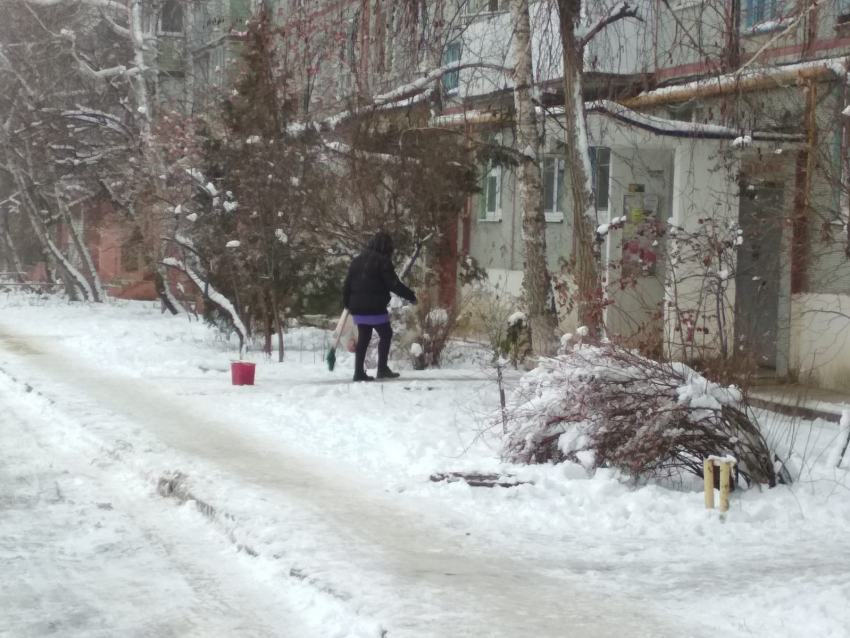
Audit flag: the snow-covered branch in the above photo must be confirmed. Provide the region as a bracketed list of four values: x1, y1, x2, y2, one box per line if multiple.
[162, 257, 247, 348]
[98, 7, 131, 38]
[578, 2, 642, 49]
[184, 167, 218, 197]
[291, 61, 514, 134]
[372, 61, 513, 108]
[400, 232, 435, 279]
[52, 144, 130, 166]
[734, 0, 829, 77]
[23, 0, 126, 13]
[61, 108, 135, 140]
[164, 233, 203, 259]
[323, 140, 409, 164]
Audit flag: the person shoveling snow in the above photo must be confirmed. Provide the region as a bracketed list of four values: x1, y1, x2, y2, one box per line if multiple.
[343, 232, 417, 382]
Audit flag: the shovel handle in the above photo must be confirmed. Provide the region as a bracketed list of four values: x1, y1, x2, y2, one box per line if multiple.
[333, 310, 350, 350]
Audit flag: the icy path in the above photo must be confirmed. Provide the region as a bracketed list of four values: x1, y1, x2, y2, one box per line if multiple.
[0, 377, 330, 638]
[0, 323, 704, 638]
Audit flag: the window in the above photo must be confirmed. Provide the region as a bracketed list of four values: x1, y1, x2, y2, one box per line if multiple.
[160, 0, 184, 34]
[840, 0, 850, 23]
[338, 16, 358, 97]
[543, 157, 565, 222]
[591, 147, 610, 212]
[121, 228, 144, 273]
[384, 3, 396, 73]
[443, 42, 461, 92]
[743, 0, 779, 29]
[209, 46, 225, 82]
[667, 103, 707, 124]
[478, 0, 509, 13]
[479, 164, 502, 222]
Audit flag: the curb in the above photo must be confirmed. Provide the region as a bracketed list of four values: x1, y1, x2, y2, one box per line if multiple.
[749, 396, 844, 423]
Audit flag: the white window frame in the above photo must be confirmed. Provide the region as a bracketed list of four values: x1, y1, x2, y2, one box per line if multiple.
[480, 163, 502, 222]
[338, 16, 358, 98]
[209, 46, 225, 82]
[591, 146, 611, 213]
[543, 156, 565, 222]
[742, 0, 781, 32]
[443, 42, 462, 92]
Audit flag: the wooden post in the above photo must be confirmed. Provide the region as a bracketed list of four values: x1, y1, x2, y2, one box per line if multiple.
[703, 458, 715, 510]
[719, 461, 732, 513]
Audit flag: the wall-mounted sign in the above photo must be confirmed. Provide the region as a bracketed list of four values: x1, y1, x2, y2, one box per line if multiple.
[621, 193, 661, 277]
[628, 183, 645, 193]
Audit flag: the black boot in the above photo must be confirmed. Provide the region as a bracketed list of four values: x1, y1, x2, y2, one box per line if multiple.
[376, 366, 400, 380]
[353, 370, 374, 382]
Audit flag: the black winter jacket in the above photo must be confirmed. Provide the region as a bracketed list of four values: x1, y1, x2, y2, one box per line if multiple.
[343, 233, 416, 315]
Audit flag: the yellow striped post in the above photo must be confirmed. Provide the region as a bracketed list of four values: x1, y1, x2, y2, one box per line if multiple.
[704, 457, 736, 514]
[719, 461, 733, 513]
[703, 458, 715, 509]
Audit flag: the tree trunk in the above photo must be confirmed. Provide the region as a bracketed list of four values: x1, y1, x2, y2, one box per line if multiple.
[55, 187, 104, 302]
[0, 227, 10, 274]
[129, 0, 180, 316]
[509, 0, 558, 356]
[556, 0, 602, 339]
[11, 169, 84, 300]
[0, 214, 24, 279]
[273, 303, 285, 363]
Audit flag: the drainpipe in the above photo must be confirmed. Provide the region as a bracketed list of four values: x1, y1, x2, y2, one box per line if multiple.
[806, 79, 817, 217]
[510, 167, 517, 270]
[463, 122, 472, 256]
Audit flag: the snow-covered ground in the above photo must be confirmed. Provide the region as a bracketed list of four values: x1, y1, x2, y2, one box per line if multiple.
[1, 294, 849, 638]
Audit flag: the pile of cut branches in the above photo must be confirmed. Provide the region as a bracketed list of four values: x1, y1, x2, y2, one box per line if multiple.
[501, 344, 784, 487]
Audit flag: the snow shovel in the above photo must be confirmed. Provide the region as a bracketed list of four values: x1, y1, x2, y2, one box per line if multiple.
[327, 309, 350, 371]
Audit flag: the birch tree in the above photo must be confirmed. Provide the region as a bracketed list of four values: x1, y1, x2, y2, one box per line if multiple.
[510, 0, 558, 355]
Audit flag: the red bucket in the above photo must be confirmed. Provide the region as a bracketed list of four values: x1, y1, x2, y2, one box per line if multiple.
[231, 361, 256, 386]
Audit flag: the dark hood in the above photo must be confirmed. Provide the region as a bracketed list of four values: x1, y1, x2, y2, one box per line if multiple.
[365, 232, 394, 257]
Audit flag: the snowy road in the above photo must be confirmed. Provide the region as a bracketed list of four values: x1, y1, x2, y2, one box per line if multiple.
[0, 376, 328, 638]
[0, 321, 706, 638]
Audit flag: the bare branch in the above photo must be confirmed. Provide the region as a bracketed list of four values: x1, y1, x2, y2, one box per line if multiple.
[735, 0, 830, 77]
[98, 7, 130, 38]
[579, 1, 642, 49]
[0, 48, 37, 98]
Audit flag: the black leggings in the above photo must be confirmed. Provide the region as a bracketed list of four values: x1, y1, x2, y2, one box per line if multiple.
[355, 322, 393, 372]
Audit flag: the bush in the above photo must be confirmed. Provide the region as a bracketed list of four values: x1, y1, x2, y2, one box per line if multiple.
[501, 344, 782, 487]
[405, 296, 460, 370]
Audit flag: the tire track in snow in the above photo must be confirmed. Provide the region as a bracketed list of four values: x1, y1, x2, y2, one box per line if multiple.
[0, 377, 333, 638]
